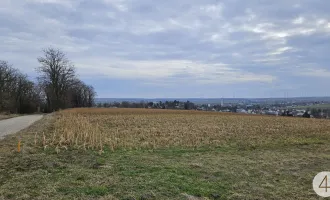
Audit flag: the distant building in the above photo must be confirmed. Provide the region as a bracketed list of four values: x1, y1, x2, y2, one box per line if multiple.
[237, 109, 248, 114]
[266, 110, 278, 116]
[296, 113, 304, 117]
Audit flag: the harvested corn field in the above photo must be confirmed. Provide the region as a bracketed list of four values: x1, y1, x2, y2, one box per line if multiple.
[47, 108, 330, 151]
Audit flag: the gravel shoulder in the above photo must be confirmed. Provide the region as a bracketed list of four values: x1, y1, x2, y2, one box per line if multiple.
[0, 115, 44, 140]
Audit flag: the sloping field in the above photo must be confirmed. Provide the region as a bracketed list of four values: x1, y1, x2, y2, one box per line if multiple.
[1, 108, 330, 199]
[51, 108, 330, 151]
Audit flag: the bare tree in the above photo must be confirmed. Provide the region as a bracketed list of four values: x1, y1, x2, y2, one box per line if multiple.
[86, 85, 96, 107]
[0, 61, 41, 113]
[14, 74, 41, 113]
[37, 48, 77, 111]
[0, 47, 96, 114]
[69, 80, 96, 108]
[0, 61, 17, 111]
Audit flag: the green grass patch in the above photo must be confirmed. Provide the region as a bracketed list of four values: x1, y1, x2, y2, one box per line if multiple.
[57, 186, 110, 196]
[288, 103, 330, 109]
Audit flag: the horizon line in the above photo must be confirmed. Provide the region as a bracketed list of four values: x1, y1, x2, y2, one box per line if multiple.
[96, 96, 330, 99]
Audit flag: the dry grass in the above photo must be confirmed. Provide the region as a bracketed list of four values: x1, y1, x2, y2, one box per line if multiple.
[44, 108, 330, 151]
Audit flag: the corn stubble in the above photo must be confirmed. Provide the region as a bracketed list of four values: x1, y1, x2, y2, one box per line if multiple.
[42, 108, 330, 151]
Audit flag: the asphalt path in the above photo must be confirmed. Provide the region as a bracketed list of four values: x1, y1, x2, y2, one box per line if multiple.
[0, 115, 43, 140]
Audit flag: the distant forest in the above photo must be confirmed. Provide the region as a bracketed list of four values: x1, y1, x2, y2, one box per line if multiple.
[0, 48, 96, 114]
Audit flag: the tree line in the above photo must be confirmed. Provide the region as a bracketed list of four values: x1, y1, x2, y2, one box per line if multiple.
[97, 100, 197, 110]
[310, 108, 330, 119]
[0, 48, 96, 114]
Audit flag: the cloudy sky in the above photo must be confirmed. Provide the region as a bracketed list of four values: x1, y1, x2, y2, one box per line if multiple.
[1, 0, 330, 98]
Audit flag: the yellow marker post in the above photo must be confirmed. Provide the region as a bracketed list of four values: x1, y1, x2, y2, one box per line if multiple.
[17, 137, 21, 153]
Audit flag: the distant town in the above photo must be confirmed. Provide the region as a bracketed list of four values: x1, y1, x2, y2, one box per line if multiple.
[95, 97, 330, 119]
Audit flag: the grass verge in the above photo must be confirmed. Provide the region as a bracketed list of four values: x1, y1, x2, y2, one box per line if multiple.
[0, 114, 20, 121]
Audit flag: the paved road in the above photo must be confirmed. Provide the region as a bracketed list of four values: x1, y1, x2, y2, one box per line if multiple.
[0, 115, 43, 140]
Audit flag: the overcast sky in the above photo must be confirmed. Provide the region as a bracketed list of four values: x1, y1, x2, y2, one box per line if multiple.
[1, 0, 330, 98]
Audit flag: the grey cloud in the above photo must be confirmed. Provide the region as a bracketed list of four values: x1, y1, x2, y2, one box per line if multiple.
[1, 0, 330, 95]
[286, 33, 330, 65]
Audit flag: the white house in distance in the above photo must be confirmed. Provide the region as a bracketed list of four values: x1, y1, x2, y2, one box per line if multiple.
[237, 109, 248, 114]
